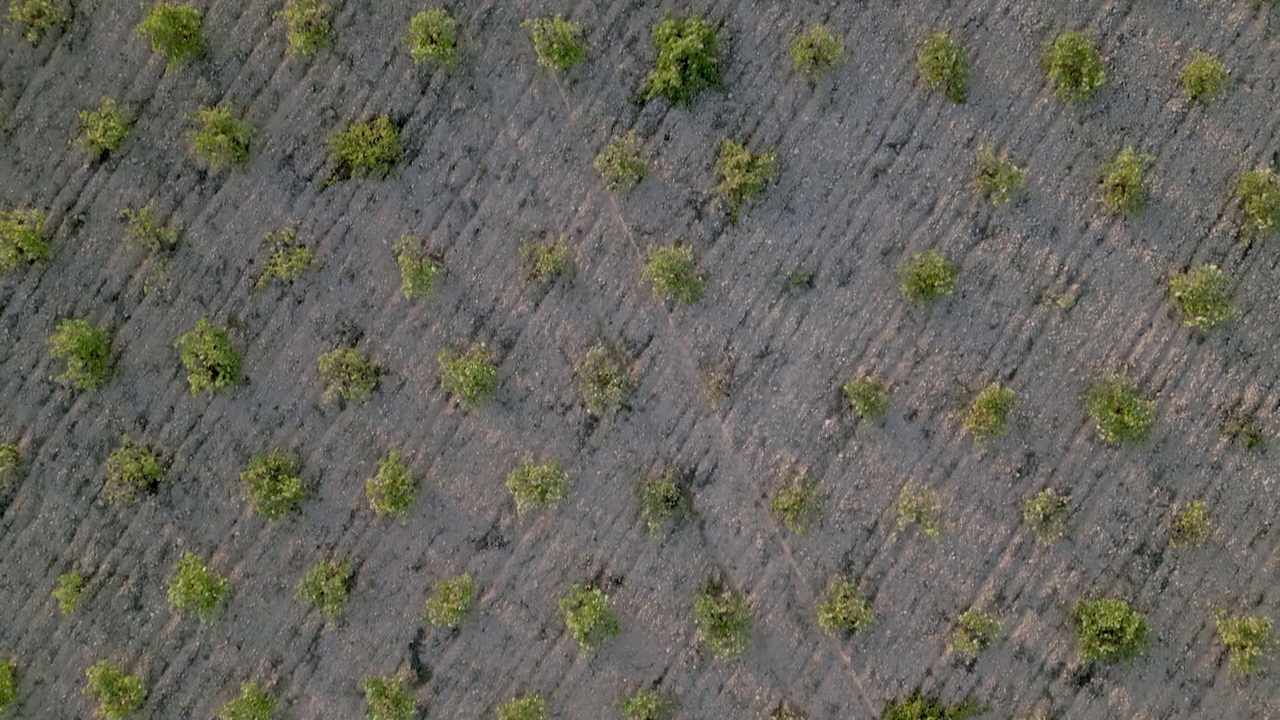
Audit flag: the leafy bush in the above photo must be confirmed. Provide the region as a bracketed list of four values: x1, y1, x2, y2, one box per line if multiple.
[714, 139, 776, 222]
[559, 583, 620, 652]
[279, 0, 329, 57]
[217, 681, 275, 720]
[404, 9, 459, 68]
[49, 319, 112, 390]
[621, 687, 676, 720]
[1042, 31, 1105, 101]
[497, 695, 547, 720]
[506, 458, 569, 515]
[424, 572, 474, 628]
[816, 576, 874, 636]
[166, 551, 230, 621]
[642, 15, 720, 105]
[84, 660, 145, 720]
[1180, 50, 1228, 102]
[255, 228, 312, 289]
[917, 31, 969, 102]
[963, 383, 1016, 440]
[176, 318, 241, 394]
[7, 0, 64, 43]
[136, 2, 203, 69]
[54, 570, 86, 614]
[896, 486, 941, 539]
[1084, 375, 1155, 444]
[1023, 488, 1069, 543]
[190, 104, 251, 169]
[523, 15, 584, 70]
[78, 98, 131, 160]
[0, 442, 19, 477]
[594, 132, 648, 193]
[770, 473, 823, 535]
[844, 375, 889, 421]
[1220, 410, 1264, 451]
[898, 249, 956, 304]
[519, 236, 571, 286]
[1170, 264, 1233, 329]
[240, 451, 305, 521]
[296, 557, 353, 619]
[1215, 611, 1272, 674]
[0, 659, 14, 712]
[693, 578, 751, 659]
[790, 24, 843, 81]
[975, 148, 1025, 206]
[1099, 147, 1152, 215]
[0, 207, 51, 271]
[120, 205, 178, 253]
[1075, 598, 1147, 663]
[642, 243, 703, 305]
[363, 676, 415, 720]
[366, 450, 416, 518]
[575, 343, 631, 414]
[317, 347, 381, 402]
[329, 116, 402, 178]
[437, 343, 498, 409]
[1170, 500, 1211, 548]
[948, 609, 1001, 660]
[635, 469, 686, 533]
[1234, 168, 1280, 236]
[393, 236, 444, 298]
[105, 436, 166, 503]
[880, 693, 980, 720]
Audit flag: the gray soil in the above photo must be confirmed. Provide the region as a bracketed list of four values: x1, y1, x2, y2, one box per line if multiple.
[1, 0, 1278, 718]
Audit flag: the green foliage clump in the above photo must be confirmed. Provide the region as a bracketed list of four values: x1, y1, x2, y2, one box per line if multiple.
[120, 205, 178, 253]
[1075, 598, 1147, 663]
[84, 660, 145, 720]
[1170, 264, 1233, 329]
[714, 139, 776, 222]
[880, 693, 981, 720]
[621, 688, 675, 720]
[575, 343, 631, 414]
[366, 450, 416, 518]
[190, 104, 251, 169]
[176, 318, 241, 394]
[296, 558, 353, 619]
[1023, 488, 1069, 543]
[78, 99, 131, 160]
[642, 243, 703, 305]
[404, 9, 459, 68]
[1215, 611, 1272, 674]
[963, 383, 1016, 440]
[642, 15, 721, 106]
[7, 0, 64, 43]
[279, 0, 329, 57]
[693, 578, 751, 659]
[896, 486, 942, 539]
[105, 437, 166, 504]
[1099, 147, 1152, 215]
[519, 236, 572, 286]
[136, 3, 203, 69]
[0, 659, 14, 712]
[424, 572, 474, 628]
[1234, 168, 1280, 237]
[329, 116, 402, 178]
[523, 15, 584, 71]
[0, 207, 51, 271]
[167, 551, 230, 621]
[635, 469, 686, 533]
[559, 583, 621, 652]
[317, 347, 381, 402]
[949, 609, 1001, 660]
[899, 249, 956, 304]
[496, 695, 548, 720]
[255, 227, 312, 289]
[770, 473, 824, 535]
[1180, 50, 1228, 102]
[1084, 375, 1155, 444]
[438, 343, 498, 409]
[217, 681, 275, 720]
[54, 570, 86, 614]
[917, 31, 969, 102]
[393, 236, 443, 299]
[240, 451, 305, 521]
[48, 319, 111, 390]
[594, 132, 648, 193]
[844, 375, 889, 421]
[363, 676, 415, 720]
[790, 24, 843, 81]
[1170, 500, 1211, 548]
[1042, 31, 1105, 101]
[816, 576, 874, 636]
[0, 442, 19, 477]
[506, 458, 568, 516]
[975, 148, 1025, 206]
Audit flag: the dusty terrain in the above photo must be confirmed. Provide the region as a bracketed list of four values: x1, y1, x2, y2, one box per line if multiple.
[1, 0, 1278, 717]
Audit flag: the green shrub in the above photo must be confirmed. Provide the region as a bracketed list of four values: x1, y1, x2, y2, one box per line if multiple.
[78, 98, 130, 160]
[635, 469, 686, 533]
[506, 458, 568, 515]
[366, 450, 416, 518]
[1043, 31, 1105, 101]
[1170, 264, 1233, 329]
[176, 318, 241, 394]
[1075, 598, 1147, 663]
[642, 243, 703, 305]
[844, 375, 889, 421]
[404, 9, 459, 68]
[1220, 410, 1264, 451]
[363, 676, 415, 720]
[0, 207, 51, 271]
[136, 3, 203, 69]
[105, 436, 166, 504]
[714, 138, 776, 222]
[559, 583, 620, 652]
[1180, 50, 1228, 102]
[437, 343, 498, 409]
[217, 681, 275, 720]
[167, 551, 230, 621]
[1234, 168, 1280, 236]
[120, 205, 178, 253]
[642, 15, 720, 105]
[240, 451, 305, 521]
[54, 570, 86, 614]
[0, 659, 14, 712]
[575, 343, 631, 414]
[317, 347, 381, 402]
[1215, 611, 1272, 674]
[1099, 147, 1152, 215]
[329, 116, 402, 178]
[594, 132, 648, 193]
[48, 319, 111, 390]
[424, 572, 474, 628]
[790, 24, 843, 81]
[496, 695, 547, 720]
[693, 578, 751, 659]
[279, 0, 329, 57]
[519, 236, 571, 286]
[896, 486, 941, 539]
[255, 228, 312, 289]
[898, 249, 956, 304]
[1170, 500, 1211, 548]
[949, 609, 1001, 660]
[975, 148, 1025, 206]
[1084, 375, 1155, 444]
[621, 687, 675, 720]
[84, 660, 145, 720]
[1023, 488, 1069, 543]
[295, 557, 352, 619]
[816, 576, 874, 636]
[7, 0, 64, 43]
[190, 104, 251, 169]
[916, 31, 969, 102]
[880, 693, 980, 720]
[0, 442, 19, 477]
[393, 236, 444, 298]
[963, 383, 1016, 440]
[770, 473, 823, 534]
[523, 15, 584, 71]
